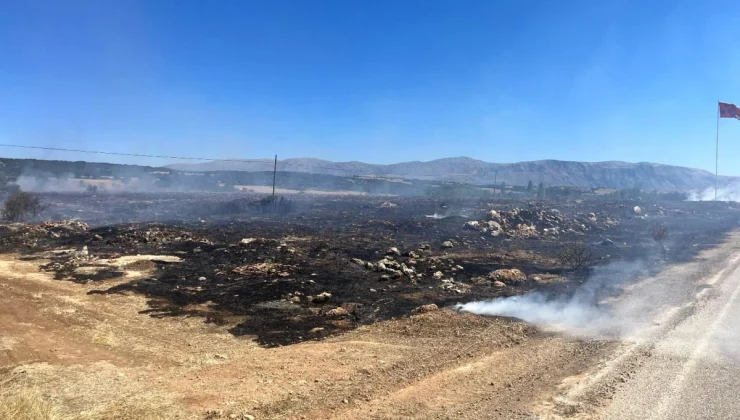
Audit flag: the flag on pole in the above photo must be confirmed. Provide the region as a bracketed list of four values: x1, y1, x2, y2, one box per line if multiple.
[719, 102, 740, 119]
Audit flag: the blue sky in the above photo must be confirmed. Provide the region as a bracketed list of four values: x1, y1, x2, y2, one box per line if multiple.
[2, 0, 740, 173]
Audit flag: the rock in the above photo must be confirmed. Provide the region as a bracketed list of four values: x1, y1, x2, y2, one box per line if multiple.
[312, 292, 332, 303]
[379, 274, 390, 281]
[441, 241, 454, 249]
[464, 221, 480, 230]
[633, 206, 642, 215]
[326, 307, 348, 317]
[412, 303, 439, 313]
[365, 262, 375, 270]
[433, 271, 444, 280]
[489, 269, 527, 284]
[386, 247, 401, 256]
[493, 280, 506, 288]
[244, 415, 255, 420]
[93, 234, 103, 240]
[80, 245, 88, 256]
[351, 258, 365, 266]
[487, 221, 502, 231]
[240, 238, 256, 245]
[380, 201, 398, 208]
[550, 209, 561, 215]
[198, 276, 207, 281]
[601, 238, 614, 246]
[290, 296, 301, 303]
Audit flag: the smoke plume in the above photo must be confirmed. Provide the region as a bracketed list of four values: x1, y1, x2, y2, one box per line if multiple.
[456, 260, 649, 337]
[688, 182, 740, 202]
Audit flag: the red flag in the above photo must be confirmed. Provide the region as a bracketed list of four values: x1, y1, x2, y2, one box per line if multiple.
[719, 102, 740, 119]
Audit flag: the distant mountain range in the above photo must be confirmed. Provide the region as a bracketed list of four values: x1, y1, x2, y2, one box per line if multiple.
[167, 157, 734, 191]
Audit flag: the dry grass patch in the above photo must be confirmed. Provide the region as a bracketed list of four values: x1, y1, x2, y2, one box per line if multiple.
[0, 386, 58, 420]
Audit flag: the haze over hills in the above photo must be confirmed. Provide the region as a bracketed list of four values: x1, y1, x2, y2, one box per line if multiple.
[167, 157, 732, 191]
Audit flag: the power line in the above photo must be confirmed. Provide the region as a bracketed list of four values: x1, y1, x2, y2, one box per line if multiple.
[0, 143, 269, 163]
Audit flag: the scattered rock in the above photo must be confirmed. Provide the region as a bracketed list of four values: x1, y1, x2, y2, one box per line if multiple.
[489, 269, 527, 284]
[326, 307, 348, 317]
[412, 304, 439, 313]
[493, 280, 506, 288]
[386, 247, 401, 256]
[633, 206, 642, 215]
[311, 292, 332, 304]
[441, 241, 454, 249]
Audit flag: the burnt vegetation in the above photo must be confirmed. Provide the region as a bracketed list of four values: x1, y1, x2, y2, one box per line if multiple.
[1, 190, 738, 347]
[558, 242, 594, 272]
[651, 223, 670, 260]
[2, 192, 44, 222]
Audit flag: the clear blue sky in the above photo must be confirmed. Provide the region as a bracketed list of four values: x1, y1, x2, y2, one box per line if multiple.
[2, 0, 740, 173]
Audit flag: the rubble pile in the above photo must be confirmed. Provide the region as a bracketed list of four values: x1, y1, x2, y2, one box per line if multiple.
[0, 220, 90, 248]
[465, 208, 619, 239]
[350, 245, 472, 293]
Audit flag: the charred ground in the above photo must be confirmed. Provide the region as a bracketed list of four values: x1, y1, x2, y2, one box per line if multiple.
[2, 192, 739, 347]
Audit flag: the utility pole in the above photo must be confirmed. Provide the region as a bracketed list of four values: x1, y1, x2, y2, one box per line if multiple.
[493, 170, 498, 196]
[272, 154, 277, 197]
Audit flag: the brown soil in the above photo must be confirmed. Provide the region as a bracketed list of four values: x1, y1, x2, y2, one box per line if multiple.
[0, 252, 614, 419]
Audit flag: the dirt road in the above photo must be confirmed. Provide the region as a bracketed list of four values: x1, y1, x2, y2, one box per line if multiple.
[3, 232, 740, 419]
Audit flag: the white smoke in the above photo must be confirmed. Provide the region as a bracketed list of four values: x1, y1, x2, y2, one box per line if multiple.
[688, 182, 740, 202]
[456, 260, 648, 337]
[15, 174, 88, 193]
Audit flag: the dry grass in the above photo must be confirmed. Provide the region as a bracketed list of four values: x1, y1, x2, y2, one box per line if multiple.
[0, 387, 58, 420]
[0, 387, 175, 420]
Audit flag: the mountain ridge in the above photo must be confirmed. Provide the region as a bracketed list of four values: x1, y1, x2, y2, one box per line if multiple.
[166, 157, 732, 191]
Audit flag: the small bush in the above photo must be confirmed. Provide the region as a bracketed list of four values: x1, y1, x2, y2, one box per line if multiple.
[651, 224, 669, 259]
[558, 242, 594, 272]
[254, 195, 293, 215]
[2, 192, 44, 222]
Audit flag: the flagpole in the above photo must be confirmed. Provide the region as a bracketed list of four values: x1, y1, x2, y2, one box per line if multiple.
[716, 101, 720, 201]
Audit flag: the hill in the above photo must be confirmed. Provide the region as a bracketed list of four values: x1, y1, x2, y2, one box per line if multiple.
[167, 157, 733, 191]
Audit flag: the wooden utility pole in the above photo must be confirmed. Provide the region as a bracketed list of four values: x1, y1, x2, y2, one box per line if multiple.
[272, 155, 277, 197]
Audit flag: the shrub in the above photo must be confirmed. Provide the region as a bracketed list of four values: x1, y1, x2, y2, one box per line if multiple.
[255, 195, 293, 215]
[558, 242, 594, 271]
[2, 192, 44, 222]
[651, 224, 669, 259]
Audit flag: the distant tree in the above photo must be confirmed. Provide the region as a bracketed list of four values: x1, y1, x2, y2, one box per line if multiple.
[527, 180, 534, 194]
[537, 182, 545, 199]
[2, 192, 44, 222]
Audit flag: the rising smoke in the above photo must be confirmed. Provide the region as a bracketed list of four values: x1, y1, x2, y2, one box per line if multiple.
[456, 260, 650, 337]
[688, 183, 740, 202]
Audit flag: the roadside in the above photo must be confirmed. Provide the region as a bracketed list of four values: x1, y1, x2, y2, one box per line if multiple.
[3, 230, 740, 419]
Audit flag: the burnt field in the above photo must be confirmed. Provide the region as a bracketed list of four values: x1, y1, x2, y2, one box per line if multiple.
[3, 192, 740, 347]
